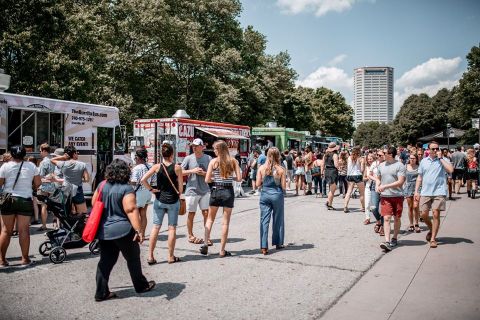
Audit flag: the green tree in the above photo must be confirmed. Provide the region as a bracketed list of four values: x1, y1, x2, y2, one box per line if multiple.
[353, 122, 391, 148]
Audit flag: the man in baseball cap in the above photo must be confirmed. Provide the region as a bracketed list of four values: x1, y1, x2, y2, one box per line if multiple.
[182, 137, 212, 245]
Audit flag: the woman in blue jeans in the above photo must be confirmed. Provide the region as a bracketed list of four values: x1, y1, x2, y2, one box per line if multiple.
[256, 147, 286, 255]
[141, 143, 183, 265]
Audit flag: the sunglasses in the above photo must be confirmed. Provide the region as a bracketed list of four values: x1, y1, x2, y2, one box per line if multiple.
[377, 154, 384, 156]
[430, 148, 439, 151]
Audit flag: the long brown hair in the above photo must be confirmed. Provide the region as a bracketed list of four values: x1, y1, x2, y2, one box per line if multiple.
[265, 147, 281, 176]
[214, 140, 235, 178]
[351, 147, 361, 162]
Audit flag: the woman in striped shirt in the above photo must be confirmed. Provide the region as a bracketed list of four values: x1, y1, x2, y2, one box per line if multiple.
[200, 140, 241, 257]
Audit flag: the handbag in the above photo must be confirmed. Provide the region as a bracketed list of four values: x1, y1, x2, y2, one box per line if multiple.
[161, 163, 186, 216]
[82, 181, 107, 243]
[0, 161, 24, 210]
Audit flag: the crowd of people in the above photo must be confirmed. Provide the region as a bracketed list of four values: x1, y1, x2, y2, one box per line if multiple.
[0, 139, 478, 300]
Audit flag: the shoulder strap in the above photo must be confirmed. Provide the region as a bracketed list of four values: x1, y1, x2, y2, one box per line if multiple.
[134, 164, 151, 192]
[161, 163, 180, 195]
[12, 161, 24, 191]
[96, 180, 107, 203]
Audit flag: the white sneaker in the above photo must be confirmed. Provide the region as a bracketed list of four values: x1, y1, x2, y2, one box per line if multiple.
[254, 191, 259, 196]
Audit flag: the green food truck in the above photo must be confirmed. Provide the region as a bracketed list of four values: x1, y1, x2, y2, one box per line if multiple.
[251, 125, 306, 151]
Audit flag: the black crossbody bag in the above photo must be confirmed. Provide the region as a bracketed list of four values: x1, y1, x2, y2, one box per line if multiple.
[0, 161, 24, 209]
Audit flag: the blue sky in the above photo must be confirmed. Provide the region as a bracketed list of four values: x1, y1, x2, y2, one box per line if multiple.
[238, 0, 480, 113]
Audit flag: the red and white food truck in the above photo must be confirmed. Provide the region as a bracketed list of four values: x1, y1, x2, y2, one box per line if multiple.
[131, 113, 250, 164]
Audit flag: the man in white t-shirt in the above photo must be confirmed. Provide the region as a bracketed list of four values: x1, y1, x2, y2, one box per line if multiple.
[182, 139, 212, 245]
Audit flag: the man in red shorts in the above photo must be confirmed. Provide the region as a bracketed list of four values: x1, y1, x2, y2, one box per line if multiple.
[375, 146, 406, 252]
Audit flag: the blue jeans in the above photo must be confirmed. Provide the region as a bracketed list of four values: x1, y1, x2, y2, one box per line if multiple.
[259, 191, 284, 249]
[312, 176, 322, 194]
[153, 200, 179, 226]
[370, 189, 383, 225]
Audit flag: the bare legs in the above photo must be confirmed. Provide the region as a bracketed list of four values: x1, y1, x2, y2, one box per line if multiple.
[422, 209, 441, 240]
[0, 214, 31, 265]
[148, 224, 177, 262]
[343, 182, 365, 210]
[327, 183, 337, 207]
[139, 206, 148, 235]
[204, 206, 232, 255]
[187, 210, 208, 241]
[296, 175, 305, 195]
[406, 197, 420, 228]
[383, 215, 401, 243]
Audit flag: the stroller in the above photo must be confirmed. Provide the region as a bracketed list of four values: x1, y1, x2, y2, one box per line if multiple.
[36, 190, 100, 264]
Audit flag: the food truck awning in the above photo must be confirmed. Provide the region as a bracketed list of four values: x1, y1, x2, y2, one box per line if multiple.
[196, 127, 248, 140]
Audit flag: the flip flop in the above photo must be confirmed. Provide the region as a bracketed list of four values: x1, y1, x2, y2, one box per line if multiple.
[19, 260, 35, 268]
[147, 259, 157, 266]
[188, 236, 204, 244]
[0, 261, 9, 268]
[95, 292, 118, 302]
[168, 256, 181, 264]
[207, 239, 213, 246]
[138, 281, 156, 293]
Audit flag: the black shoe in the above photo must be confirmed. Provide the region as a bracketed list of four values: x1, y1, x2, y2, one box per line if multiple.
[138, 281, 156, 293]
[467, 191, 471, 198]
[306, 191, 312, 195]
[343, 207, 349, 213]
[472, 191, 476, 199]
[380, 242, 392, 252]
[200, 245, 208, 255]
[390, 238, 398, 247]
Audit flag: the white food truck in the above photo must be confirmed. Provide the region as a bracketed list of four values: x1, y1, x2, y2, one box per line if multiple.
[0, 92, 129, 197]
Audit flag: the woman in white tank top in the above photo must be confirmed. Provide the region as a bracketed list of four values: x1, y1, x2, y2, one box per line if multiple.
[343, 147, 365, 213]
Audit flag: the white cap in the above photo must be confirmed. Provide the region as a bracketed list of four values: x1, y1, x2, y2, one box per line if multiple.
[192, 138, 204, 146]
[474, 143, 480, 149]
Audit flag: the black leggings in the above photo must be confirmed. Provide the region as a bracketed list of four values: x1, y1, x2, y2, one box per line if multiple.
[95, 230, 149, 299]
[338, 175, 348, 195]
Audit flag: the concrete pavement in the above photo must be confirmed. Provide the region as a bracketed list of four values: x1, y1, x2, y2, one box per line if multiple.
[0, 190, 478, 320]
[322, 192, 480, 320]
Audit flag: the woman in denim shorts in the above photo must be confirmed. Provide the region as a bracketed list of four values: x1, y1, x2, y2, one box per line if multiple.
[141, 143, 183, 265]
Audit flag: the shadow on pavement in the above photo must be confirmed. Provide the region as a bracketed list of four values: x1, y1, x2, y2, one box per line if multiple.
[234, 243, 315, 256]
[399, 240, 427, 246]
[438, 237, 474, 245]
[111, 282, 186, 300]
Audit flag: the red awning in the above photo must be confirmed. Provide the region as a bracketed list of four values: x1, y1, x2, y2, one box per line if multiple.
[196, 127, 248, 140]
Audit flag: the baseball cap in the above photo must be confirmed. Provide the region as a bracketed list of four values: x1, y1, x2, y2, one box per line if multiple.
[51, 148, 65, 156]
[474, 143, 480, 149]
[192, 138, 204, 146]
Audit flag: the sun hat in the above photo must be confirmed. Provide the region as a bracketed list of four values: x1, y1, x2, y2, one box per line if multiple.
[51, 148, 65, 156]
[326, 142, 339, 152]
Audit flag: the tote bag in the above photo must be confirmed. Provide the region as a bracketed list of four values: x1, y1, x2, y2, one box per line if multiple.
[82, 181, 107, 243]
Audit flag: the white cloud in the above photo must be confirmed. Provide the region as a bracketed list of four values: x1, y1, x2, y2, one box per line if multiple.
[296, 66, 353, 94]
[277, 0, 357, 16]
[394, 57, 463, 114]
[328, 54, 347, 66]
[396, 57, 461, 89]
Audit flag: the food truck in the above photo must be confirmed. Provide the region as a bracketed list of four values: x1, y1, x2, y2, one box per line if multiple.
[251, 125, 306, 152]
[132, 111, 250, 164]
[0, 92, 128, 197]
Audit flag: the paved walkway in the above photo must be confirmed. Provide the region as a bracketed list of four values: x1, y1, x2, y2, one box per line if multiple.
[322, 193, 480, 320]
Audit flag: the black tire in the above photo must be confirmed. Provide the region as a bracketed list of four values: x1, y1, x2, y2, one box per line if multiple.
[39, 241, 53, 257]
[89, 239, 100, 255]
[49, 247, 66, 264]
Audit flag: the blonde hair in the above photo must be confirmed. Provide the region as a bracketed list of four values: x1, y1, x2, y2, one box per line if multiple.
[466, 148, 475, 162]
[213, 140, 235, 178]
[265, 147, 281, 176]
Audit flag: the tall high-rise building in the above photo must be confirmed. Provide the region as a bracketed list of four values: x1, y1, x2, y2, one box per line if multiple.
[353, 67, 394, 126]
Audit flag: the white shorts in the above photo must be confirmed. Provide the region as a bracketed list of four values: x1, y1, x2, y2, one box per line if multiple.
[136, 189, 153, 208]
[185, 193, 210, 213]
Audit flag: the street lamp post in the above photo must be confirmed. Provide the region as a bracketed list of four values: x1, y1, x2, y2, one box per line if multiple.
[446, 123, 451, 151]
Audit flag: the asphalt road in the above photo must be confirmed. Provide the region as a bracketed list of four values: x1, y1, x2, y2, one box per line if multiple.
[0, 191, 403, 320]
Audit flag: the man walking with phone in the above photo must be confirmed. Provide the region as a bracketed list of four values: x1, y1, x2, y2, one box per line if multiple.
[415, 141, 453, 248]
[182, 139, 212, 245]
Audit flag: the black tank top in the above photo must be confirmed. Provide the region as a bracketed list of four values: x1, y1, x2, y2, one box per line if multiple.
[156, 163, 179, 204]
[325, 153, 336, 169]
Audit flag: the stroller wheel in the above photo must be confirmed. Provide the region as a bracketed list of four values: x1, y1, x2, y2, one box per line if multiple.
[89, 239, 100, 255]
[49, 247, 66, 264]
[39, 241, 53, 257]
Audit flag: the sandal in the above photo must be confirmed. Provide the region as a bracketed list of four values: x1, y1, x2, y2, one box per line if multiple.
[261, 248, 268, 255]
[199, 245, 208, 255]
[168, 256, 181, 264]
[188, 236, 204, 244]
[414, 224, 421, 233]
[379, 228, 385, 237]
[374, 223, 382, 233]
[207, 239, 213, 246]
[363, 218, 370, 225]
[430, 240, 438, 248]
[408, 225, 415, 232]
[219, 250, 232, 258]
[147, 258, 157, 265]
[95, 292, 118, 302]
[138, 280, 156, 293]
